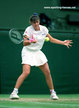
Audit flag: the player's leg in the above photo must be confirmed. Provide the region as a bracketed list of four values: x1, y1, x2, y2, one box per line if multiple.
[10, 64, 30, 99]
[15, 64, 30, 89]
[39, 63, 54, 89]
[39, 62, 59, 100]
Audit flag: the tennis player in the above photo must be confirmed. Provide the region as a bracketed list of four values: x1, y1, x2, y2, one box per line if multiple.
[10, 13, 72, 100]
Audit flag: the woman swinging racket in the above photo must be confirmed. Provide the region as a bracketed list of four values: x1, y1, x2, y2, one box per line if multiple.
[10, 13, 72, 100]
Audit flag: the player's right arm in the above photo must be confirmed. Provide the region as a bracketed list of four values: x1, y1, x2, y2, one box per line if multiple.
[23, 35, 31, 46]
[23, 35, 37, 46]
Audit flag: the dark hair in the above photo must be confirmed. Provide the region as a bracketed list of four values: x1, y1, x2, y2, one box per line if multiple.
[30, 13, 40, 23]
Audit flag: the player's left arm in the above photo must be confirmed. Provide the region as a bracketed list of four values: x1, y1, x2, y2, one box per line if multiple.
[46, 33, 73, 48]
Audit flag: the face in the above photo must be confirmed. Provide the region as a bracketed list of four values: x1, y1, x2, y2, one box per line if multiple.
[31, 20, 40, 31]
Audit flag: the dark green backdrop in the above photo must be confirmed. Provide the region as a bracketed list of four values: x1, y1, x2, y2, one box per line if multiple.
[0, 0, 79, 94]
[0, 31, 79, 94]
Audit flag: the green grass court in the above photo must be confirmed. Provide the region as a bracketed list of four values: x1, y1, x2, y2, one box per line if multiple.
[0, 94, 79, 108]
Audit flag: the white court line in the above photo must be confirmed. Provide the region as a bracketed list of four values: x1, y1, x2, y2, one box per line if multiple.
[33, 102, 79, 107]
[0, 101, 79, 108]
[28, 101, 79, 107]
[0, 105, 18, 108]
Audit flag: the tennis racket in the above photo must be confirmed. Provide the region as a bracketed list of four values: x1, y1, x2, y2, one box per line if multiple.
[9, 28, 36, 44]
[9, 28, 24, 44]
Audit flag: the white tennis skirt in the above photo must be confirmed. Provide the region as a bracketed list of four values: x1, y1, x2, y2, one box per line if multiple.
[21, 47, 48, 66]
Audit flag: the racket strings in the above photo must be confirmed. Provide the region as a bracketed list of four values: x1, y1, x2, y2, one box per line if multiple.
[11, 32, 22, 40]
[9, 29, 23, 44]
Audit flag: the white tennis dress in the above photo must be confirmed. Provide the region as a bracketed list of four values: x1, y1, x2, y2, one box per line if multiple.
[21, 25, 48, 66]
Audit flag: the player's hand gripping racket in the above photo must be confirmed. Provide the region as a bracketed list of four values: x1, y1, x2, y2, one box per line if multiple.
[9, 28, 36, 44]
[9, 28, 24, 44]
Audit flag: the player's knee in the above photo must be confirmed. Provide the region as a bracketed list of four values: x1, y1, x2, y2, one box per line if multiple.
[22, 70, 30, 78]
[45, 70, 51, 77]
[47, 68, 50, 74]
